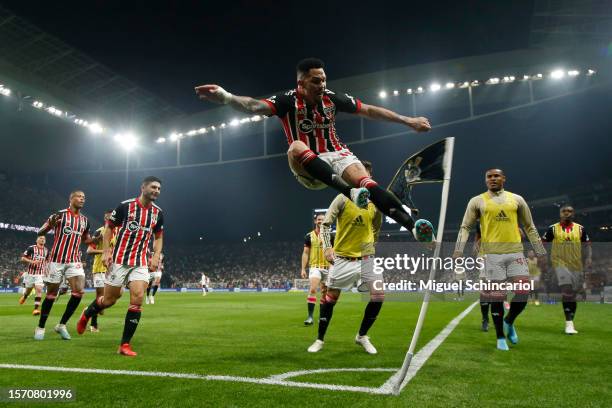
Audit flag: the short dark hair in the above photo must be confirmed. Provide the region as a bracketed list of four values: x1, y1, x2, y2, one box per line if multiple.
[69, 190, 84, 199]
[104, 209, 113, 214]
[361, 160, 373, 173]
[485, 168, 504, 175]
[560, 204, 574, 211]
[297, 58, 325, 77]
[142, 176, 162, 186]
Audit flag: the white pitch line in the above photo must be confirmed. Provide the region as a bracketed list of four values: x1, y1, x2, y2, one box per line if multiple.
[0, 302, 478, 396]
[268, 367, 396, 381]
[0, 364, 388, 395]
[378, 301, 478, 394]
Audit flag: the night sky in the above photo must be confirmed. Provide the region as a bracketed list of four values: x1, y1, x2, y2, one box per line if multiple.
[2, 0, 535, 114]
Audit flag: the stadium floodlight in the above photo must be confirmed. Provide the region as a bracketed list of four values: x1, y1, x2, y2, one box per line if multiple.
[32, 100, 44, 108]
[187, 129, 197, 136]
[534, 73, 543, 79]
[198, 127, 207, 134]
[378, 90, 387, 98]
[393, 90, 399, 96]
[114, 132, 138, 151]
[251, 115, 262, 122]
[0, 87, 11, 96]
[550, 69, 565, 79]
[220, 123, 227, 128]
[567, 70, 580, 77]
[522, 75, 530, 80]
[416, 86, 424, 93]
[239, 118, 250, 124]
[406, 88, 413, 94]
[88, 122, 103, 134]
[502, 76, 514, 83]
[471, 80, 480, 86]
[243, 238, 247, 243]
[587, 69, 596, 76]
[211, 125, 216, 131]
[257, 231, 261, 237]
[230, 118, 240, 127]
[486, 77, 500, 85]
[169, 132, 179, 142]
[156, 137, 166, 143]
[430, 83, 441, 92]
[445, 82, 455, 89]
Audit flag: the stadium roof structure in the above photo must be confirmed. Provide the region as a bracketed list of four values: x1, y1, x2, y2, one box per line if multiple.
[0, 5, 184, 128]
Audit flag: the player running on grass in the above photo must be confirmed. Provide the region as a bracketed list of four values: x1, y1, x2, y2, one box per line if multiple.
[301, 213, 332, 325]
[77, 176, 164, 357]
[195, 57, 433, 242]
[307, 161, 384, 354]
[18, 235, 48, 315]
[454, 169, 546, 351]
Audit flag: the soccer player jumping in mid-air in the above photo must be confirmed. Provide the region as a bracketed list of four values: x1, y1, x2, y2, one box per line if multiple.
[196, 58, 433, 240]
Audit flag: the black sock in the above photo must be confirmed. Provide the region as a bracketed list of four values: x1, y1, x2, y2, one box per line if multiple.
[38, 296, 55, 329]
[307, 302, 315, 318]
[84, 298, 103, 318]
[480, 302, 490, 321]
[60, 294, 82, 325]
[152, 285, 158, 296]
[91, 313, 98, 328]
[317, 302, 336, 341]
[504, 295, 528, 325]
[490, 302, 505, 339]
[358, 301, 383, 336]
[22, 292, 29, 300]
[367, 186, 415, 231]
[34, 296, 41, 310]
[121, 307, 142, 344]
[146, 286, 151, 296]
[300, 154, 352, 197]
[562, 301, 577, 321]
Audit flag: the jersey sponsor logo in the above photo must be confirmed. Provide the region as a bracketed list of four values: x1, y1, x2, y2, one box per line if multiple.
[495, 210, 510, 222]
[298, 118, 330, 133]
[351, 215, 365, 227]
[62, 226, 82, 236]
[127, 220, 140, 232]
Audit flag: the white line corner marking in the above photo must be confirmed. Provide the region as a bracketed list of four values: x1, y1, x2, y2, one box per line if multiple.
[0, 302, 477, 395]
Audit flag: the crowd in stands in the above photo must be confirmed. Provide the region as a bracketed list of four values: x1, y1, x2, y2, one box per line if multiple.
[0, 174, 611, 291]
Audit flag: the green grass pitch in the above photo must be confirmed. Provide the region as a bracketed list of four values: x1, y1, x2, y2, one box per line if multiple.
[1, 292, 611, 407]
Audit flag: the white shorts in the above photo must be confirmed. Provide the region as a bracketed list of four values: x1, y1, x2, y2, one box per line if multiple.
[555, 267, 583, 291]
[308, 268, 328, 280]
[24, 274, 44, 288]
[45, 262, 85, 284]
[105, 264, 150, 288]
[289, 149, 361, 190]
[92, 273, 106, 288]
[482, 253, 528, 281]
[150, 271, 162, 280]
[326, 256, 381, 291]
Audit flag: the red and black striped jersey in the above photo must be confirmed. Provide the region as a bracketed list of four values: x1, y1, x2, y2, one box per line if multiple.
[22, 245, 48, 275]
[44, 209, 90, 264]
[108, 198, 164, 267]
[262, 89, 361, 154]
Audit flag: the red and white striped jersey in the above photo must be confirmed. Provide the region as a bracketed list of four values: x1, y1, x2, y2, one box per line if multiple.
[108, 198, 164, 267]
[262, 89, 361, 154]
[22, 245, 48, 275]
[43, 209, 90, 264]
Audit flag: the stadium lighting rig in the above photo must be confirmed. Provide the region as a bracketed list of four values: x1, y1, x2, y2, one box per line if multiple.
[113, 132, 139, 151]
[374, 67, 595, 100]
[1, 65, 599, 146]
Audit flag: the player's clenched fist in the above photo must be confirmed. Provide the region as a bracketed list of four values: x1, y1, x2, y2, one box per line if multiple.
[194, 84, 232, 104]
[407, 116, 431, 132]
